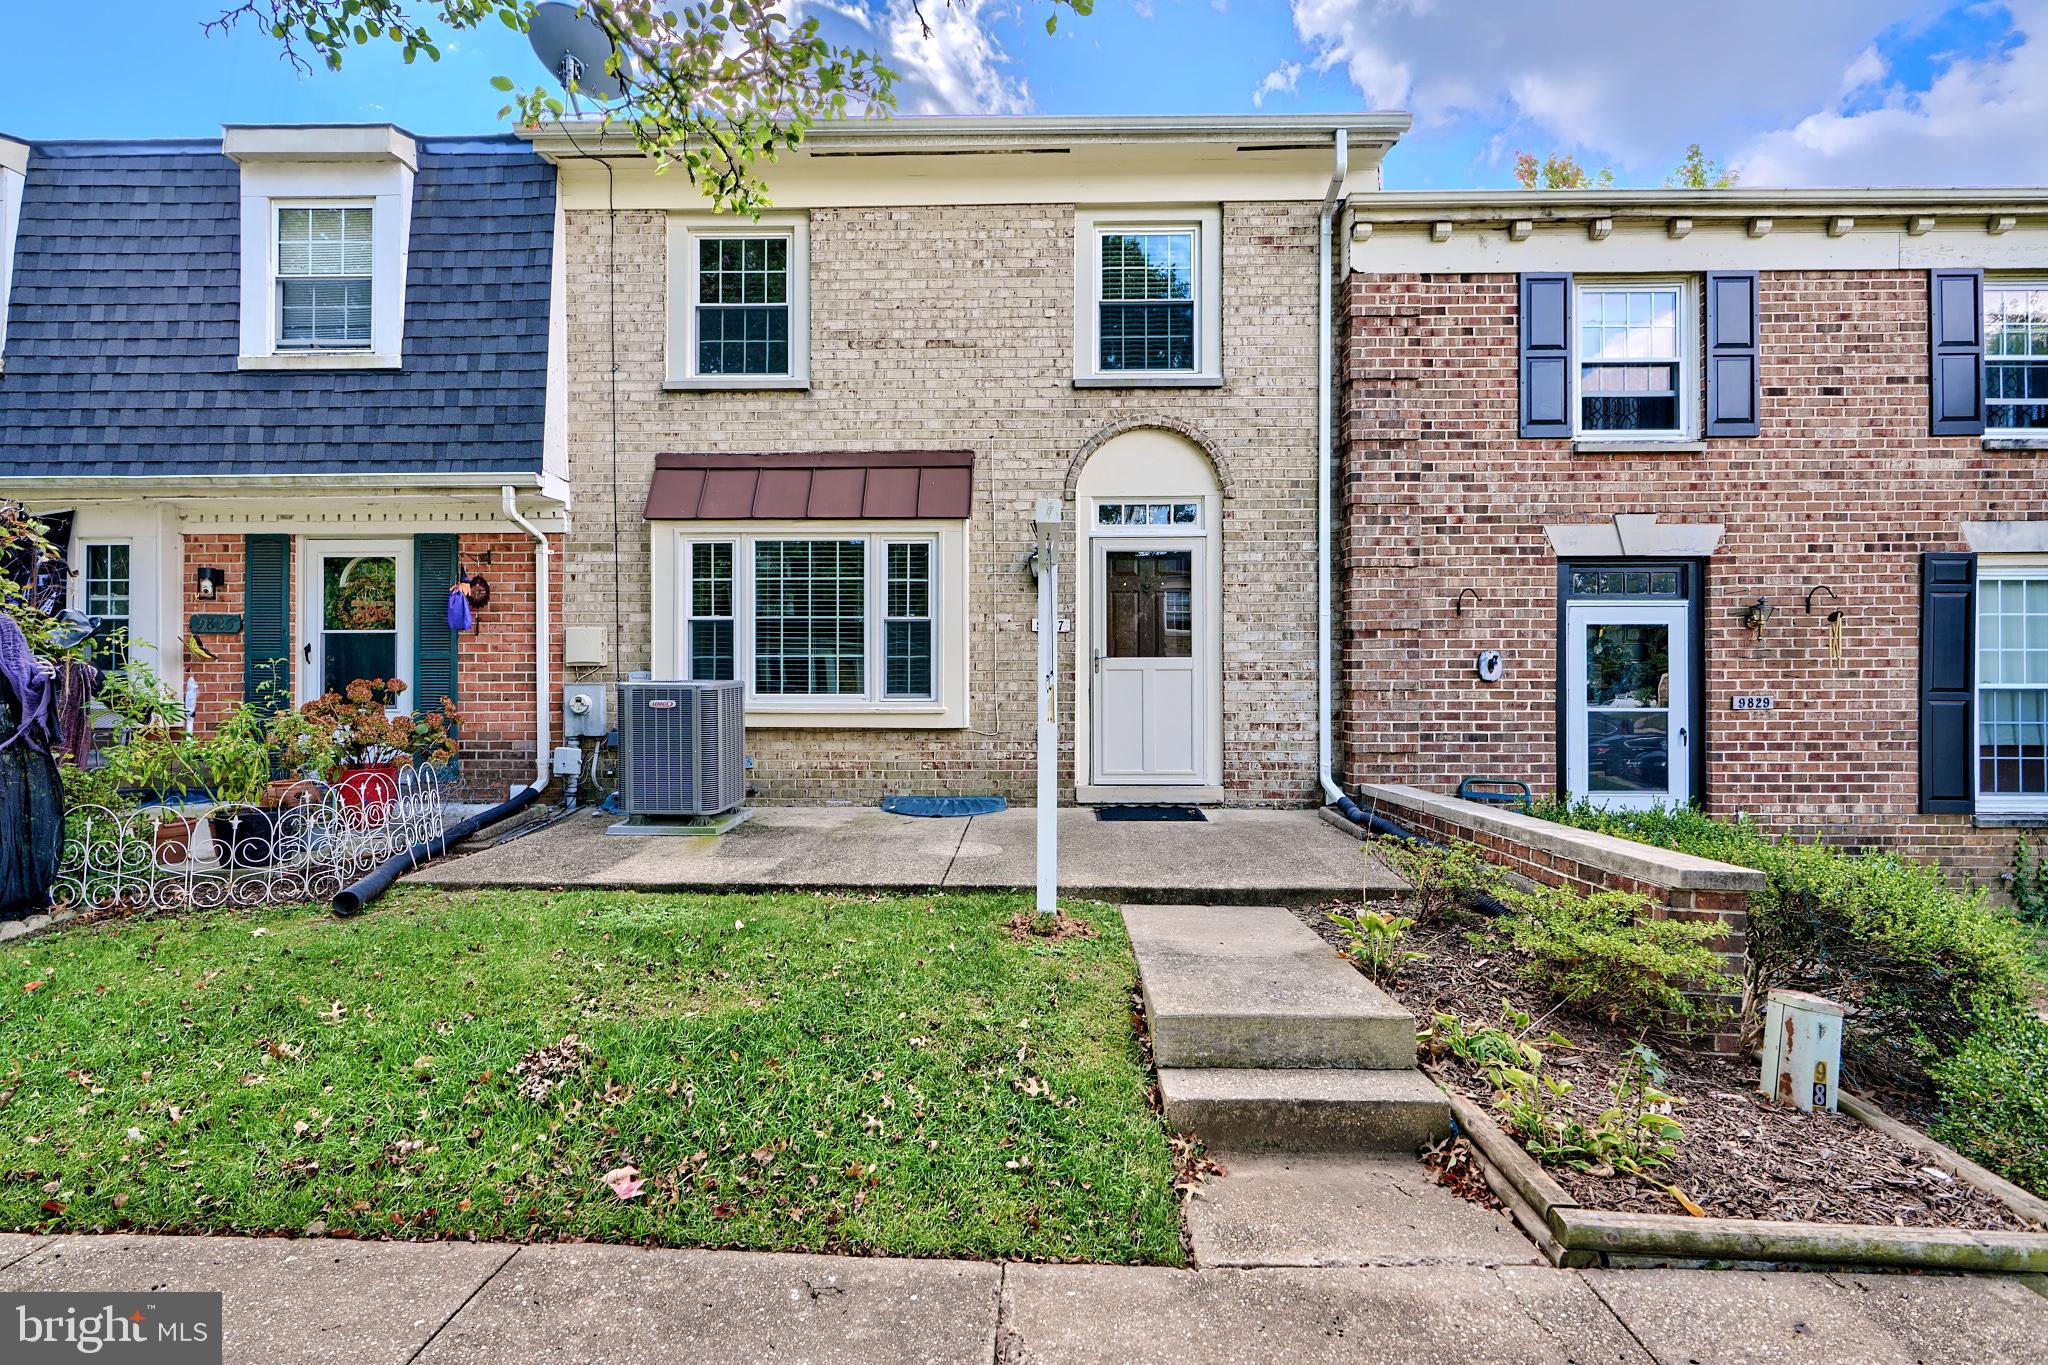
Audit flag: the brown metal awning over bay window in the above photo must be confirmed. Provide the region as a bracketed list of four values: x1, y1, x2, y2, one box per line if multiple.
[643, 451, 975, 521]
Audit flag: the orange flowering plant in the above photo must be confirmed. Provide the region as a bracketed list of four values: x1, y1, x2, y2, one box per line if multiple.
[290, 678, 458, 773]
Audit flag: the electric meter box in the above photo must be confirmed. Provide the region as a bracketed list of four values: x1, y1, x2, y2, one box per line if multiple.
[1759, 988, 1846, 1113]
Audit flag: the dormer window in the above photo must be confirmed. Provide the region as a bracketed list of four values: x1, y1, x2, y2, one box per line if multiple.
[276, 205, 374, 350]
[225, 124, 415, 371]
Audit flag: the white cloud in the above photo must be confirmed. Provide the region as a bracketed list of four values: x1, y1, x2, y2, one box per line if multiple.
[1285, 0, 1946, 173]
[1839, 44, 1889, 93]
[1738, 1, 2048, 185]
[1252, 60, 1303, 109]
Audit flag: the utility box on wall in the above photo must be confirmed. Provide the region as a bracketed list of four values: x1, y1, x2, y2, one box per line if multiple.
[1759, 989, 1845, 1113]
[562, 683, 608, 739]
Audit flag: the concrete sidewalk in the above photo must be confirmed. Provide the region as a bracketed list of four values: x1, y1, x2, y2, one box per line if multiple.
[3, 1231, 2044, 1364]
[415, 805, 1402, 904]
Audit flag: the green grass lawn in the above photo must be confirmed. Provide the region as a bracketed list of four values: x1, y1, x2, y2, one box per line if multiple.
[0, 888, 1182, 1264]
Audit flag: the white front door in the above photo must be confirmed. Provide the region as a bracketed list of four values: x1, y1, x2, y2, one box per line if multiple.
[300, 540, 414, 704]
[1564, 602, 1691, 809]
[1092, 543, 1204, 784]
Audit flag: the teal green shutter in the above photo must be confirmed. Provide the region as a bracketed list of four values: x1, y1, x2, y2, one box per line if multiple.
[244, 534, 292, 714]
[412, 534, 460, 717]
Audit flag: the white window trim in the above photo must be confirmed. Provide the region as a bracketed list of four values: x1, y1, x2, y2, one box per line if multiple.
[1973, 555, 2048, 813]
[270, 200, 376, 353]
[233, 156, 412, 370]
[1984, 277, 2048, 438]
[74, 539, 134, 669]
[1570, 276, 1698, 442]
[1073, 206, 1223, 388]
[296, 538, 415, 710]
[666, 213, 811, 390]
[651, 520, 968, 729]
[0, 137, 25, 368]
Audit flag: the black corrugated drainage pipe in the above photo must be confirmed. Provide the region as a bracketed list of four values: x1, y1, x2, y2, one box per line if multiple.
[1325, 787, 1512, 918]
[332, 784, 542, 917]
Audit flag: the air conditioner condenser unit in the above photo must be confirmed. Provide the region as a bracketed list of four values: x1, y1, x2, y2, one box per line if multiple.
[609, 679, 749, 834]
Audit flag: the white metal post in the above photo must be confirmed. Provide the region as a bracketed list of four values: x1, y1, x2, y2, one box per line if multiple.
[1034, 497, 1062, 916]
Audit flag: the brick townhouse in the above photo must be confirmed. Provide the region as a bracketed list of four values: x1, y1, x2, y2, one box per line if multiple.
[1338, 188, 2048, 877]
[519, 114, 1404, 806]
[0, 124, 568, 799]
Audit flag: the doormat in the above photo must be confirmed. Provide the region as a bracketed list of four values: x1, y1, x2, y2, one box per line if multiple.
[1094, 805, 1206, 822]
[881, 795, 1008, 818]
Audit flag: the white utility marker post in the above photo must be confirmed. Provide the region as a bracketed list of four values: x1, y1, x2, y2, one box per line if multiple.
[1033, 497, 1062, 917]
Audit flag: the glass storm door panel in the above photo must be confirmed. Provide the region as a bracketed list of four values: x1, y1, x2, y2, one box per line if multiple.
[318, 552, 402, 695]
[1093, 546, 1203, 784]
[1564, 603, 1690, 809]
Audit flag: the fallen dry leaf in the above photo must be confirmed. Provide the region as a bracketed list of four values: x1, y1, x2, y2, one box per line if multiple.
[603, 1165, 646, 1200]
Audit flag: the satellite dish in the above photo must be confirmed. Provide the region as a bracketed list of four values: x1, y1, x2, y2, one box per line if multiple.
[528, 1, 634, 102]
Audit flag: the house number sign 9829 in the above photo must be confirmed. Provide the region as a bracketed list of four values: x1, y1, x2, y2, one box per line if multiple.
[1731, 694, 1775, 712]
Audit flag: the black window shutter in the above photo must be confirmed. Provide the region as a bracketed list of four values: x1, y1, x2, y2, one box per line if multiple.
[1919, 551, 1976, 813]
[1519, 272, 1573, 438]
[412, 534, 460, 717]
[1929, 269, 1985, 436]
[1705, 272, 1760, 438]
[243, 534, 292, 714]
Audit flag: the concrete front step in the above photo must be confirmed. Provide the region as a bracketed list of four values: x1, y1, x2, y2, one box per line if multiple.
[1124, 905, 1418, 1070]
[1159, 1067, 1451, 1154]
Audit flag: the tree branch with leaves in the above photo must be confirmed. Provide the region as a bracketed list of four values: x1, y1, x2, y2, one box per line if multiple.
[208, 1, 1089, 215]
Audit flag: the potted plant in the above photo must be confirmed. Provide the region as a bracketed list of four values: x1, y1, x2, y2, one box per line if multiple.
[293, 679, 459, 811]
[199, 703, 276, 868]
[97, 665, 203, 866]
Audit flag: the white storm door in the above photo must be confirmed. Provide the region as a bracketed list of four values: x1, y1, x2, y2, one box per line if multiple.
[1092, 544, 1204, 784]
[1564, 602, 1690, 810]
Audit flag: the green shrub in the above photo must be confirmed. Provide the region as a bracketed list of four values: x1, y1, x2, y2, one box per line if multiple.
[1329, 906, 1421, 982]
[1373, 835, 1508, 923]
[1490, 879, 1734, 1030]
[1533, 798, 2038, 1093]
[1929, 1012, 2048, 1197]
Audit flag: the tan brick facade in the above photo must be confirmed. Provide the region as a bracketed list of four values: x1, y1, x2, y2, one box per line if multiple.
[561, 201, 1328, 805]
[1340, 267, 2048, 883]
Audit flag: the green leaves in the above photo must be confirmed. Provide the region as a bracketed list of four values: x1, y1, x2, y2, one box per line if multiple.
[208, 1, 1094, 217]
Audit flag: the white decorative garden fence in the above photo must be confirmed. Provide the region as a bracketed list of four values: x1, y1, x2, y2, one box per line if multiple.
[54, 767, 450, 912]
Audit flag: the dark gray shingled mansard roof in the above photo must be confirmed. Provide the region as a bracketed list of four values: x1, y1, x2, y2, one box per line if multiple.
[0, 135, 554, 478]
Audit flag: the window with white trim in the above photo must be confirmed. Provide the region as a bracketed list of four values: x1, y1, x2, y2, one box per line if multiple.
[1986, 281, 2048, 435]
[668, 215, 811, 387]
[1575, 281, 1692, 437]
[680, 533, 939, 706]
[81, 543, 131, 672]
[1073, 208, 1222, 386]
[276, 205, 374, 350]
[1976, 568, 2048, 809]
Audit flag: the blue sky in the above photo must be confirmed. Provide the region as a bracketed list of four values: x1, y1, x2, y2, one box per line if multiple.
[3, 2, 2045, 188]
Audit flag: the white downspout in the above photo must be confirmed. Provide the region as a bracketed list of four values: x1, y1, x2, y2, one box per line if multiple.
[501, 485, 553, 792]
[1318, 130, 1349, 805]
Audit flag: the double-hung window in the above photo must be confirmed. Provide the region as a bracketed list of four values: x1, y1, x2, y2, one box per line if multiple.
[1986, 281, 2048, 435]
[1099, 231, 1196, 373]
[1074, 208, 1222, 386]
[1576, 281, 1691, 437]
[681, 533, 938, 705]
[276, 205, 374, 350]
[1976, 567, 2048, 810]
[81, 543, 131, 672]
[669, 215, 811, 387]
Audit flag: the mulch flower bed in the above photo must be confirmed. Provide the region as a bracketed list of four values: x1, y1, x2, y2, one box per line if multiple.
[1297, 905, 2036, 1233]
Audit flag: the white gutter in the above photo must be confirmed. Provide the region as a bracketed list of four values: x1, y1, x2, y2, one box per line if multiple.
[1318, 130, 1348, 807]
[500, 485, 554, 793]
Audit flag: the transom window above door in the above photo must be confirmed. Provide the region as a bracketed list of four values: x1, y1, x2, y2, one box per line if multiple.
[1986, 281, 2048, 434]
[668, 215, 812, 389]
[1576, 282, 1691, 437]
[1096, 501, 1201, 529]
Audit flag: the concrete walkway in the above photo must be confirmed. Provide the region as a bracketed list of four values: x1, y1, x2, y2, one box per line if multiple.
[3, 1230, 2043, 1364]
[416, 805, 1401, 904]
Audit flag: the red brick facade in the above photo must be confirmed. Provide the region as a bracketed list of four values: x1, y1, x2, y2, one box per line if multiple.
[1340, 267, 2048, 885]
[175, 531, 561, 801]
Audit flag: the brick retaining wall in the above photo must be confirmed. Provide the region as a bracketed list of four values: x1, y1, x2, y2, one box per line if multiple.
[1355, 783, 1760, 1054]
